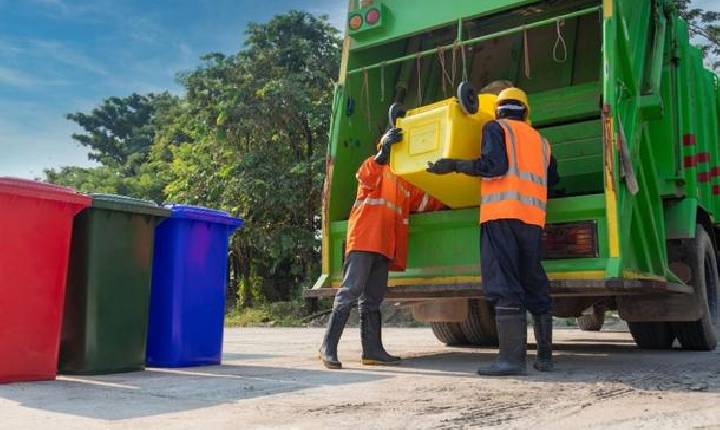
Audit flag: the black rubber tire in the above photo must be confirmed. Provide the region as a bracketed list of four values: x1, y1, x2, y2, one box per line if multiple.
[670, 226, 719, 350]
[430, 322, 468, 346]
[628, 321, 676, 349]
[460, 299, 499, 346]
[577, 311, 605, 332]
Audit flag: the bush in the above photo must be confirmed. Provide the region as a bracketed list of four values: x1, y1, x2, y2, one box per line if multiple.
[225, 301, 313, 327]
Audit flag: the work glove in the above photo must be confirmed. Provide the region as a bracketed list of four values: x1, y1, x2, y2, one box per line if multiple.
[374, 127, 403, 165]
[426, 158, 458, 174]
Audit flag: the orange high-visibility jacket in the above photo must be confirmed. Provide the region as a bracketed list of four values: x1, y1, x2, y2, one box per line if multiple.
[480, 119, 551, 227]
[346, 157, 444, 271]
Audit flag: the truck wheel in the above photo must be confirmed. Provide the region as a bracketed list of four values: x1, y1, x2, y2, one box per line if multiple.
[628, 322, 675, 349]
[577, 311, 605, 331]
[460, 299, 499, 346]
[430, 322, 468, 346]
[671, 226, 719, 350]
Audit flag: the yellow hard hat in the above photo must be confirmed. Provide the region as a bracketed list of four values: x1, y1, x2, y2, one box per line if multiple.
[496, 87, 530, 116]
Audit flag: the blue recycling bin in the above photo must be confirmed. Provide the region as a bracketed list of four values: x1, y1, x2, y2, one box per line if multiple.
[146, 205, 243, 367]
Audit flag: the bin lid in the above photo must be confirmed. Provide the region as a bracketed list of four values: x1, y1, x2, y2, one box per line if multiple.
[0, 177, 91, 206]
[166, 204, 244, 228]
[90, 193, 171, 217]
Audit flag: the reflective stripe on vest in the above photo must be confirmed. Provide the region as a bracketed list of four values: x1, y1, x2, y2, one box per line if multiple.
[354, 197, 402, 215]
[481, 191, 547, 211]
[417, 193, 430, 212]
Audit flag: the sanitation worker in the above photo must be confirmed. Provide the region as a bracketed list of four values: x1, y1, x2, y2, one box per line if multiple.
[319, 127, 444, 369]
[427, 87, 559, 375]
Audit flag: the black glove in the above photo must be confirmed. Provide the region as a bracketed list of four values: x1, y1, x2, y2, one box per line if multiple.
[426, 158, 458, 174]
[375, 127, 403, 165]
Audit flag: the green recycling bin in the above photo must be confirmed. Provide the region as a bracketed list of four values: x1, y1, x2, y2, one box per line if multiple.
[59, 194, 170, 374]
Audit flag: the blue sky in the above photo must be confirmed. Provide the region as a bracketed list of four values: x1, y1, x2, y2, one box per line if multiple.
[0, 0, 345, 178]
[0, 0, 716, 179]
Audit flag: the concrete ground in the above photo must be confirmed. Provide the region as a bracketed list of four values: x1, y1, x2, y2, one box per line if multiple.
[2, 327, 720, 429]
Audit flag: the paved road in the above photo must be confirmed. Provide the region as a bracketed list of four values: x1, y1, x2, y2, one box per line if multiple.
[2, 327, 720, 429]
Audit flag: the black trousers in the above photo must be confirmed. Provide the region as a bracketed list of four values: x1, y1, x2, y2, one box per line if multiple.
[480, 219, 552, 315]
[333, 251, 389, 314]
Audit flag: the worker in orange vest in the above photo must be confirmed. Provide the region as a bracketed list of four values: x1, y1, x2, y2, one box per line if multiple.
[319, 127, 445, 369]
[427, 87, 559, 376]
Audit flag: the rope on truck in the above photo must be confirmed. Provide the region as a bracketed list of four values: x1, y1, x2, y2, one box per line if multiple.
[553, 20, 568, 63]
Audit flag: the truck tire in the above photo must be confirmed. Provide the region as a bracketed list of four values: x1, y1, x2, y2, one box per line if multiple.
[430, 322, 468, 346]
[670, 226, 719, 350]
[460, 299, 499, 346]
[628, 322, 675, 349]
[577, 311, 605, 331]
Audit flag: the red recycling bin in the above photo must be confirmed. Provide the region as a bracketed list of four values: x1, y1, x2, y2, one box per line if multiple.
[0, 178, 91, 383]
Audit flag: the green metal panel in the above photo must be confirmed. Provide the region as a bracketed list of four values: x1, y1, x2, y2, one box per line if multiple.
[328, 194, 609, 284]
[347, 0, 540, 50]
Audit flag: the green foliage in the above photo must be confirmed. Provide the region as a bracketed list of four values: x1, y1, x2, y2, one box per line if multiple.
[46, 92, 180, 202]
[225, 301, 314, 327]
[159, 11, 340, 305]
[675, 0, 720, 70]
[47, 10, 341, 308]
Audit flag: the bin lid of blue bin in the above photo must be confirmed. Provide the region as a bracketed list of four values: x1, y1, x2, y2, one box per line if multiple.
[91, 193, 171, 218]
[166, 204, 244, 228]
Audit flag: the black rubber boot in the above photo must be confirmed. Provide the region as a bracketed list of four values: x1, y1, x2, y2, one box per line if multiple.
[361, 310, 401, 365]
[532, 313, 553, 372]
[476, 310, 527, 376]
[319, 308, 350, 369]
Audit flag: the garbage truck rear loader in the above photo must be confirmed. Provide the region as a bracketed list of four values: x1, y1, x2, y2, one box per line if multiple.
[306, 0, 720, 350]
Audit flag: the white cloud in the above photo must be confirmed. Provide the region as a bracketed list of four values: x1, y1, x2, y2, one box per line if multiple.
[0, 66, 70, 88]
[28, 40, 109, 76]
[0, 38, 109, 77]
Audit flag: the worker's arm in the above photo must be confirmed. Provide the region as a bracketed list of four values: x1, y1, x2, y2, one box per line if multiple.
[374, 127, 402, 165]
[426, 121, 509, 177]
[356, 127, 404, 191]
[356, 157, 384, 192]
[408, 185, 446, 213]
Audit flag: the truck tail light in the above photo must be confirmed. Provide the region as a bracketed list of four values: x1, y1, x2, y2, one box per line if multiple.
[542, 222, 598, 259]
[365, 8, 381, 25]
[349, 14, 363, 30]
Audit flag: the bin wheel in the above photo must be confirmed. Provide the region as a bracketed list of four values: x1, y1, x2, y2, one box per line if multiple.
[388, 103, 406, 127]
[457, 81, 479, 115]
[460, 299, 499, 346]
[431, 322, 468, 346]
[670, 225, 720, 350]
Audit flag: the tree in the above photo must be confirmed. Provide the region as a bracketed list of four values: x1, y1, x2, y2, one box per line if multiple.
[158, 11, 340, 306]
[46, 92, 180, 202]
[47, 11, 341, 308]
[676, 0, 720, 70]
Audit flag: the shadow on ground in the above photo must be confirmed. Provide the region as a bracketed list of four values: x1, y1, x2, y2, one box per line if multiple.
[365, 340, 720, 394]
[0, 363, 389, 420]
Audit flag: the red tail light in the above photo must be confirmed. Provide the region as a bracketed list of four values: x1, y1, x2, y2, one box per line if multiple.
[365, 8, 381, 25]
[349, 14, 363, 30]
[542, 222, 598, 259]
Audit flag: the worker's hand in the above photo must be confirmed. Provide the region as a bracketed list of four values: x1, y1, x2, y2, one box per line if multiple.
[426, 159, 457, 174]
[375, 127, 403, 165]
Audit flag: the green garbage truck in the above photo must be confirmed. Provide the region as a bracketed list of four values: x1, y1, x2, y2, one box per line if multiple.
[306, 0, 720, 350]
